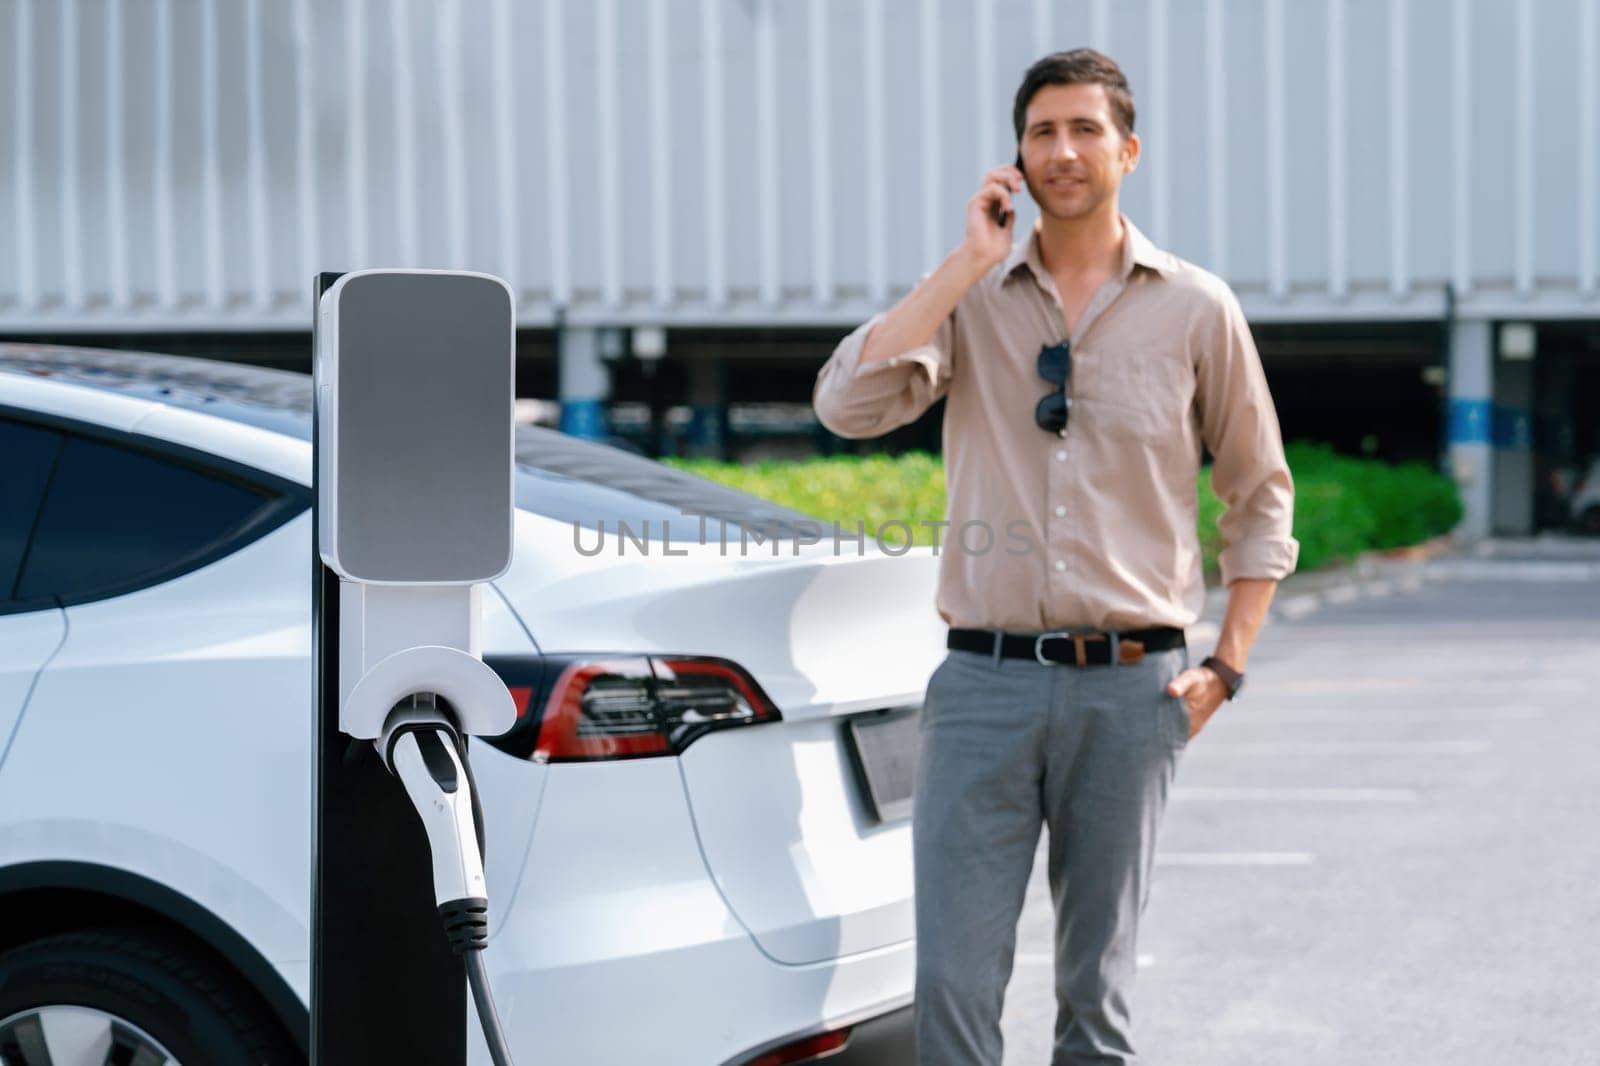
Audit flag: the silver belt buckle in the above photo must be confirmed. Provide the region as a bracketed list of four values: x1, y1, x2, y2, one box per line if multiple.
[1033, 630, 1072, 665]
[1033, 629, 1119, 667]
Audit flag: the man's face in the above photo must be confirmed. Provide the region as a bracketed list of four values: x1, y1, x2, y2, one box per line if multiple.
[1018, 82, 1140, 223]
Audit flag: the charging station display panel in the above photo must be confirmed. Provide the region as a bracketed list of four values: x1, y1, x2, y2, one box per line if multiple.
[319, 271, 514, 584]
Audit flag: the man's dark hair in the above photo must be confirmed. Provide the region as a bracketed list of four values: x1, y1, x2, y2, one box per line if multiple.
[1012, 49, 1136, 143]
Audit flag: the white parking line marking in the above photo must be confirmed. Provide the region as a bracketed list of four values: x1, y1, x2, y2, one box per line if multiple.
[1251, 706, 1545, 722]
[1174, 787, 1418, 802]
[1277, 595, 1321, 620]
[1200, 740, 1491, 756]
[1281, 677, 1583, 693]
[1155, 852, 1316, 866]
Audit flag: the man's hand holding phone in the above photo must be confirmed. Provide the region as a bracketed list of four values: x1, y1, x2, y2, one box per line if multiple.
[853, 161, 1024, 371]
[964, 164, 1024, 271]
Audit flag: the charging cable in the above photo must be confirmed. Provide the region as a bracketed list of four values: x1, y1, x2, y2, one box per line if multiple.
[382, 700, 519, 1066]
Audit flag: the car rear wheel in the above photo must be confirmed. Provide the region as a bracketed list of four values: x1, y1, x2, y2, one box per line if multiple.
[1579, 505, 1600, 536]
[0, 927, 300, 1066]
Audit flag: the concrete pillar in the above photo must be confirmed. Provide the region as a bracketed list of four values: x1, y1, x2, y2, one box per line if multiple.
[1491, 328, 1535, 535]
[634, 327, 668, 459]
[557, 326, 610, 439]
[1448, 319, 1493, 542]
[1534, 357, 1580, 527]
[684, 356, 728, 459]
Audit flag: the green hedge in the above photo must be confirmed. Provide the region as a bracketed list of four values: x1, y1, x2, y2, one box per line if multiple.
[1272, 441, 1463, 570]
[666, 442, 1462, 574]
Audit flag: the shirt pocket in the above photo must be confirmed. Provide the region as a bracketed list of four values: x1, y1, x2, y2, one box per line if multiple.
[1077, 351, 1192, 445]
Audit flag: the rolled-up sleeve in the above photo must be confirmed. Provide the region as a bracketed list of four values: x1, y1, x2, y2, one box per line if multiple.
[812, 311, 955, 440]
[1196, 286, 1300, 585]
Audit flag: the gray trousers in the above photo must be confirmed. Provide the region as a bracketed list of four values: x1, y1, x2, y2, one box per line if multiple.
[912, 643, 1191, 1065]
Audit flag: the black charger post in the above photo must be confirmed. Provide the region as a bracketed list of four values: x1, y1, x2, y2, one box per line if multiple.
[309, 270, 467, 1065]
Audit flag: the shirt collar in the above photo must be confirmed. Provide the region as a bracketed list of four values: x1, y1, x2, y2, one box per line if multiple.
[1002, 213, 1170, 285]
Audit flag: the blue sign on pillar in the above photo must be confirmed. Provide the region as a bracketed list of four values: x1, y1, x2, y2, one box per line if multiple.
[1448, 399, 1492, 445]
[559, 398, 607, 439]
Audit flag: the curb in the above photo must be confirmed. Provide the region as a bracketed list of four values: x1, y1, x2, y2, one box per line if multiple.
[1184, 532, 1600, 648]
[1186, 535, 1454, 644]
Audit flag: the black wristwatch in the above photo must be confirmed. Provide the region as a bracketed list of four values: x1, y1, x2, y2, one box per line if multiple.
[1200, 655, 1246, 700]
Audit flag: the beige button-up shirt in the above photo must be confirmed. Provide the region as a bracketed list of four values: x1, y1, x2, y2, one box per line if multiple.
[812, 215, 1299, 633]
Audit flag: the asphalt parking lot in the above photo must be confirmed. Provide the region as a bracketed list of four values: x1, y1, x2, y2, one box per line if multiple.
[999, 539, 1600, 1065]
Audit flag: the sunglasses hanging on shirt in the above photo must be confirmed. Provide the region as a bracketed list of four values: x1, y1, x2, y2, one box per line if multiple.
[1034, 340, 1072, 436]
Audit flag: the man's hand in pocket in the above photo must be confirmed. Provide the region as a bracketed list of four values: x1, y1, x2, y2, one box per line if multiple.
[1166, 668, 1228, 740]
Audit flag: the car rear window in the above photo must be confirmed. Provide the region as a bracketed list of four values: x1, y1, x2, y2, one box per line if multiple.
[15, 435, 278, 604]
[0, 419, 63, 603]
[0, 349, 824, 543]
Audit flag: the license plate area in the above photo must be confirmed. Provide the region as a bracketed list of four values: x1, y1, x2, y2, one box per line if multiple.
[844, 706, 920, 823]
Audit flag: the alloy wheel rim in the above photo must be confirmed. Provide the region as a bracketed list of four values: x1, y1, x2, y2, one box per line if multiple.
[0, 1005, 180, 1065]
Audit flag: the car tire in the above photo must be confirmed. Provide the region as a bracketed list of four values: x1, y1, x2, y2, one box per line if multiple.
[0, 926, 301, 1066]
[1580, 506, 1600, 536]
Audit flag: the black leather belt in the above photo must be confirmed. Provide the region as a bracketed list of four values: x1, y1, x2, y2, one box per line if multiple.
[947, 626, 1186, 667]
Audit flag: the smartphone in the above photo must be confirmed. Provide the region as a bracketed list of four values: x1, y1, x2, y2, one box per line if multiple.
[990, 152, 1025, 229]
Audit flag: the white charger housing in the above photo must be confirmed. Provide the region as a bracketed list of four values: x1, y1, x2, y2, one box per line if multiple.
[316, 269, 518, 740]
[316, 268, 515, 585]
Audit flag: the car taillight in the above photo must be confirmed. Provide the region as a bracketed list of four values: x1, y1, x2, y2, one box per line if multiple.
[484, 654, 781, 763]
[745, 1026, 852, 1065]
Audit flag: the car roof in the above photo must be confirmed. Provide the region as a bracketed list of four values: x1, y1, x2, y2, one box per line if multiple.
[0, 344, 823, 536]
[0, 343, 316, 439]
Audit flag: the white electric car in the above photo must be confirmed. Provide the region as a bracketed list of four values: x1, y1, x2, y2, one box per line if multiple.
[0, 345, 940, 1065]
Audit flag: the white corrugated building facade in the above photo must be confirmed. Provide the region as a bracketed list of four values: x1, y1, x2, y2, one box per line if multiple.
[3, 0, 1598, 537]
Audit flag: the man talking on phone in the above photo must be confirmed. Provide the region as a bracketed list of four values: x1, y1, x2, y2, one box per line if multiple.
[812, 50, 1297, 1065]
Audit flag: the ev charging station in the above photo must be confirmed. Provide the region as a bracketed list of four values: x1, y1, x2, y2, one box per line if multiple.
[311, 270, 520, 1065]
